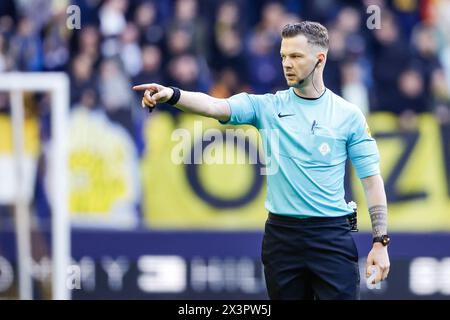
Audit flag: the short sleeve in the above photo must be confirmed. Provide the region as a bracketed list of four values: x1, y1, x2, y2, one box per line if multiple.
[219, 93, 257, 127]
[347, 110, 380, 179]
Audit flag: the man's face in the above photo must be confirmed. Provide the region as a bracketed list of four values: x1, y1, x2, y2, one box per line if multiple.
[280, 35, 320, 87]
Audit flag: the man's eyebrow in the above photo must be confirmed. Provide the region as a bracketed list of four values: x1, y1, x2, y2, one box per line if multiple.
[280, 51, 305, 56]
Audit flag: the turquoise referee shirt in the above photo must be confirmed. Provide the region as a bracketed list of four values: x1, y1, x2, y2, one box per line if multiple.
[220, 88, 380, 218]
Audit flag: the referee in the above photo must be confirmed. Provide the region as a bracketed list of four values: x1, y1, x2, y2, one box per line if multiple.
[133, 21, 390, 300]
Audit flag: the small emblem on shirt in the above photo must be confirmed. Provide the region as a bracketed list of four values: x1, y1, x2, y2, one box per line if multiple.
[318, 142, 331, 156]
[278, 112, 295, 118]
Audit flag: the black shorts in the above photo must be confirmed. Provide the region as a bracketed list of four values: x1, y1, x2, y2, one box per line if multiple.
[262, 213, 360, 300]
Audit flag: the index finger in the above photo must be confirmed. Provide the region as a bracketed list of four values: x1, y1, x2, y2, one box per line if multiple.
[133, 84, 156, 91]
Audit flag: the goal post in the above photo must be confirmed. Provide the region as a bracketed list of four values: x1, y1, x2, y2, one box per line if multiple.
[0, 72, 70, 300]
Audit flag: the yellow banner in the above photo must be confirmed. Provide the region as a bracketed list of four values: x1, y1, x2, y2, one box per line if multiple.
[141, 113, 267, 229]
[352, 113, 450, 232]
[2, 111, 449, 231]
[143, 112, 450, 231]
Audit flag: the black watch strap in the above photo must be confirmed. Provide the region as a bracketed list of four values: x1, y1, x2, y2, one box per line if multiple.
[373, 235, 390, 246]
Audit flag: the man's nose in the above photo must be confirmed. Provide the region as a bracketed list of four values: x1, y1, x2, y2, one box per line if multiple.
[283, 59, 293, 68]
[283, 64, 293, 71]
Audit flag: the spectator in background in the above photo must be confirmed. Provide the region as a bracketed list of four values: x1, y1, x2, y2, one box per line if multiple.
[410, 23, 443, 110]
[73, 88, 100, 111]
[164, 53, 210, 121]
[0, 92, 9, 113]
[258, 2, 287, 43]
[283, 11, 302, 26]
[9, 17, 43, 71]
[212, 28, 245, 73]
[216, 2, 300, 94]
[99, 58, 133, 112]
[0, 33, 13, 71]
[300, 0, 340, 23]
[432, 0, 450, 45]
[99, 0, 128, 38]
[42, 9, 70, 71]
[16, 0, 53, 32]
[397, 68, 427, 130]
[165, 26, 195, 57]
[324, 26, 345, 94]
[69, 54, 96, 105]
[431, 0, 450, 107]
[74, 25, 101, 66]
[0, 14, 15, 38]
[210, 1, 247, 75]
[131, 44, 165, 136]
[132, 45, 164, 89]
[432, 69, 450, 124]
[214, 1, 242, 34]
[209, 67, 251, 98]
[341, 61, 370, 115]
[170, 55, 204, 93]
[134, 1, 164, 46]
[247, 29, 281, 93]
[119, 23, 142, 77]
[0, 0, 17, 25]
[322, 5, 369, 98]
[390, 0, 421, 39]
[99, 58, 134, 134]
[370, 10, 411, 113]
[99, 0, 129, 57]
[247, 2, 290, 93]
[335, 6, 367, 62]
[73, 0, 101, 26]
[164, 17, 213, 98]
[168, 0, 207, 56]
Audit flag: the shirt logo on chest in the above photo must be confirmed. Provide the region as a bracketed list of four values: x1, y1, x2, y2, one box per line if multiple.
[278, 112, 295, 118]
[318, 142, 331, 156]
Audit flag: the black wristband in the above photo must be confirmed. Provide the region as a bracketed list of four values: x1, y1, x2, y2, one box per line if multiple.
[166, 86, 181, 105]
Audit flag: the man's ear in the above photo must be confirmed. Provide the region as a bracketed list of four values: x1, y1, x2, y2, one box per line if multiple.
[316, 52, 326, 66]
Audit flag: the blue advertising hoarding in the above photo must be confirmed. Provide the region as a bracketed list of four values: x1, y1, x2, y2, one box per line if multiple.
[1, 229, 450, 299]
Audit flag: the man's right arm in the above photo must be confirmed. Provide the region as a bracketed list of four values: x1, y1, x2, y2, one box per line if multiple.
[132, 83, 231, 123]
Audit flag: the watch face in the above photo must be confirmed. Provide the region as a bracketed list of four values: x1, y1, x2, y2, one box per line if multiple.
[382, 235, 390, 246]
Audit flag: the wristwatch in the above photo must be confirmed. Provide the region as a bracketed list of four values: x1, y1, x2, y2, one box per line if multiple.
[373, 234, 390, 246]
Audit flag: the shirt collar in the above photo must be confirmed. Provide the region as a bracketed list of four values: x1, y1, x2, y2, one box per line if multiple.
[290, 87, 328, 105]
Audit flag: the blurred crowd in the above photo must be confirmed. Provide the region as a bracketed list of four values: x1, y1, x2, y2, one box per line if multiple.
[0, 0, 450, 130]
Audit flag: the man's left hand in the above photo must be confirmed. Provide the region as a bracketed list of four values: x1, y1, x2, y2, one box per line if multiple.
[365, 243, 390, 283]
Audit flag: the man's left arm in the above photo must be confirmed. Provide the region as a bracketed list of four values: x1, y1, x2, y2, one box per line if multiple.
[346, 108, 390, 283]
[361, 174, 390, 282]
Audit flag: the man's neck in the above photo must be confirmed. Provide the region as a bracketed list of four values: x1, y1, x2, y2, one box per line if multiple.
[293, 81, 326, 99]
